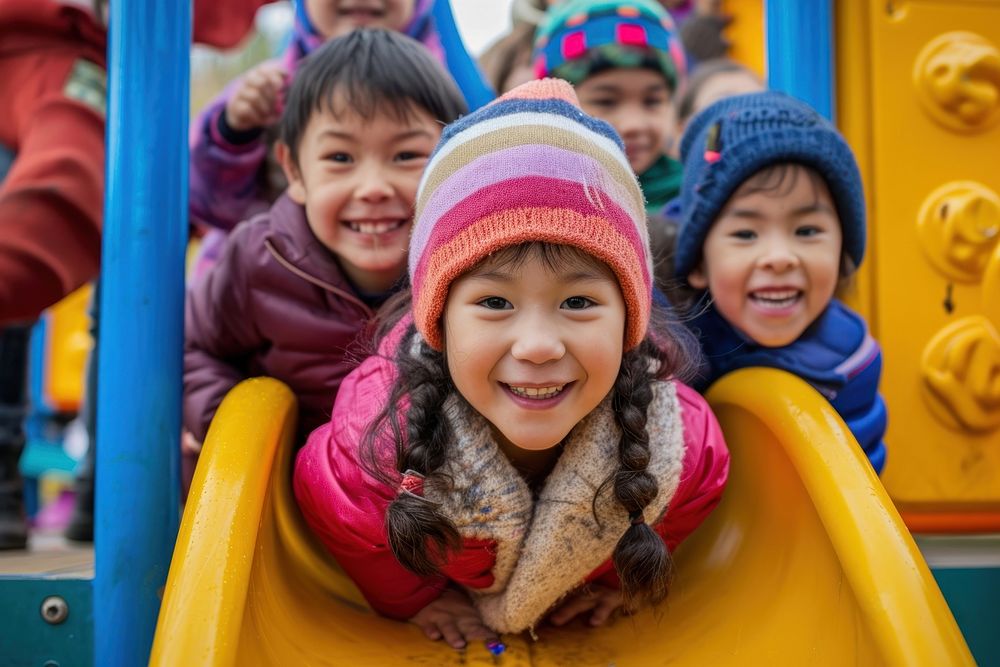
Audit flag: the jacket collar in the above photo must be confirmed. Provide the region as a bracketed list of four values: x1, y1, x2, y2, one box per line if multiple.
[692, 299, 872, 393]
[263, 194, 374, 316]
[424, 377, 686, 634]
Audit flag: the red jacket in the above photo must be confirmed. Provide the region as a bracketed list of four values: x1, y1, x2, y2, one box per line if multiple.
[0, 0, 274, 324]
[294, 325, 730, 622]
[0, 0, 106, 323]
[184, 194, 381, 442]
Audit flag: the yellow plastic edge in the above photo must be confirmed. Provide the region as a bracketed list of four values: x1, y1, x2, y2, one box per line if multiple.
[150, 378, 297, 667]
[706, 368, 974, 666]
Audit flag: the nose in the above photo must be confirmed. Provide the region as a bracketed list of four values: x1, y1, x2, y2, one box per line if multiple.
[615, 109, 644, 138]
[510, 312, 566, 365]
[758, 236, 800, 273]
[353, 162, 394, 203]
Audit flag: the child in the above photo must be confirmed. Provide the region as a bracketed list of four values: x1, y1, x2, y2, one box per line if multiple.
[672, 91, 887, 472]
[189, 0, 447, 234]
[675, 58, 763, 130]
[533, 0, 687, 212]
[293, 78, 729, 646]
[479, 23, 536, 95]
[183, 30, 466, 459]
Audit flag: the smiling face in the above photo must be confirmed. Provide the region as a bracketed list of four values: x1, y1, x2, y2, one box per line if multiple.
[443, 245, 626, 459]
[575, 67, 675, 175]
[279, 93, 440, 293]
[688, 164, 843, 347]
[305, 0, 416, 39]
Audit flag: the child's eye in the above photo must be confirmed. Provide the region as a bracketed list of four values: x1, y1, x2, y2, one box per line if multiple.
[729, 229, 756, 240]
[477, 296, 512, 310]
[396, 151, 426, 162]
[562, 296, 595, 310]
[587, 99, 617, 109]
[796, 225, 823, 237]
[324, 152, 351, 163]
[644, 97, 667, 109]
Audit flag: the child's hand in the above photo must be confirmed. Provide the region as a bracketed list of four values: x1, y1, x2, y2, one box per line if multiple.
[181, 430, 203, 455]
[547, 583, 626, 628]
[409, 587, 498, 650]
[224, 62, 287, 133]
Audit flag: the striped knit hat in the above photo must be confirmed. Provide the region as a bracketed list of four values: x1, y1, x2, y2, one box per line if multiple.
[409, 78, 652, 351]
[533, 0, 686, 90]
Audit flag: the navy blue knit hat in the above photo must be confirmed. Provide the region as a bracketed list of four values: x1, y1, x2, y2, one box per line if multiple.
[671, 91, 866, 279]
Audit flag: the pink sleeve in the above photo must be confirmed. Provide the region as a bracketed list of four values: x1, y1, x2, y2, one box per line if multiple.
[293, 358, 450, 620]
[655, 382, 730, 551]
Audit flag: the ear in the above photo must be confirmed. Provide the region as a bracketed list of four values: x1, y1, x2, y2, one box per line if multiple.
[687, 262, 709, 290]
[275, 141, 306, 205]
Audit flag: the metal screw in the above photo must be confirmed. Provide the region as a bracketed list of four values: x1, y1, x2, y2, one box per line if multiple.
[40, 596, 69, 625]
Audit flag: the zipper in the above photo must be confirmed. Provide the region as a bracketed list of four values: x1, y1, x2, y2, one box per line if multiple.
[264, 238, 374, 319]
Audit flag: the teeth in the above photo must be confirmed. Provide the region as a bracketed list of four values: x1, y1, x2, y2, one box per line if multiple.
[754, 289, 798, 300]
[751, 290, 800, 308]
[507, 384, 566, 399]
[347, 220, 403, 234]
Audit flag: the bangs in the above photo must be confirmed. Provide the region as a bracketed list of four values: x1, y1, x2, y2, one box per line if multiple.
[737, 163, 828, 200]
[467, 242, 615, 280]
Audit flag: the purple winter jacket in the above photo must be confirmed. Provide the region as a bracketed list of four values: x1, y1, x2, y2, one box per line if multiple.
[183, 193, 381, 443]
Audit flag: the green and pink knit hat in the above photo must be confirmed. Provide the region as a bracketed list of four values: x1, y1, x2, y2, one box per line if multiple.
[409, 78, 652, 351]
[533, 0, 686, 90]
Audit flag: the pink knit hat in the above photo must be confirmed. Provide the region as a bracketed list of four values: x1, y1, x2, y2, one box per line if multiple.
[409, 78, 652, 350]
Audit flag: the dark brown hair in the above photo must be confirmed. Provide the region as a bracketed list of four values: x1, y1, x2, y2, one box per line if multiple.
[363, 242, 698, 606]
[478, 22, 537, 94]
[280, 29, 467, 165]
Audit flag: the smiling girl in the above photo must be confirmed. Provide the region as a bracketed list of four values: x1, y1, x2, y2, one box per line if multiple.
[671, 91, 888, 473]
[293, 78, 729, 648]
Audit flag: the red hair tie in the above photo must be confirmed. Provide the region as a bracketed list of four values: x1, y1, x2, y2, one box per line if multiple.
[629, 510, 645, 526]
[399, 470, 425, 497]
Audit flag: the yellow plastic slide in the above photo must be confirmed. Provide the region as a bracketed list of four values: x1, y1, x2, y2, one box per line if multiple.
[151, 370, 973, 666]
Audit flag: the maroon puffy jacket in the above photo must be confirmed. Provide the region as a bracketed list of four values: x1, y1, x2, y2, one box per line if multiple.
[184, 193, 384, 442]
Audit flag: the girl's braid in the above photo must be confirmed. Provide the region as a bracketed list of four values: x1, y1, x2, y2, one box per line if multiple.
[609, 339, 674, 608]
[381, 327, 460, 576]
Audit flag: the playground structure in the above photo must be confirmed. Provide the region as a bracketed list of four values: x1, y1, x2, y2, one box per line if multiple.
[1, 1, 999, 665]
[149, 372, 973, 666]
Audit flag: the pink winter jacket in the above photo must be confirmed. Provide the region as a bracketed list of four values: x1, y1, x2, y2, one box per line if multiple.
[293, 325, 730, 622]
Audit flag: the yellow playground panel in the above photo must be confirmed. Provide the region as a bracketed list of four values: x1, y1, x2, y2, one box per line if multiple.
[151, 372, 972, 666]
[724, 0, 1000, 531]
[840, 0, 1000, 530]
[42, 283, 93, 413]
[721, 0, 764, 78]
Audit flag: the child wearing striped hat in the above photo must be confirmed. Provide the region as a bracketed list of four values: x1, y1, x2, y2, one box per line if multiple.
[293, 78, 729, 646]
[534, 0, 687, 212]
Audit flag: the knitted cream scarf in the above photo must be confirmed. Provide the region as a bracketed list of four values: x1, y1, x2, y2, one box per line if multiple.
[424, 380, 686, 634]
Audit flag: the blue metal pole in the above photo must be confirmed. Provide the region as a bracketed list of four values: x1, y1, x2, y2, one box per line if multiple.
[765, 0, 834, 120]
[432, 0, 496, 110]
[95, 0, 189, 663]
